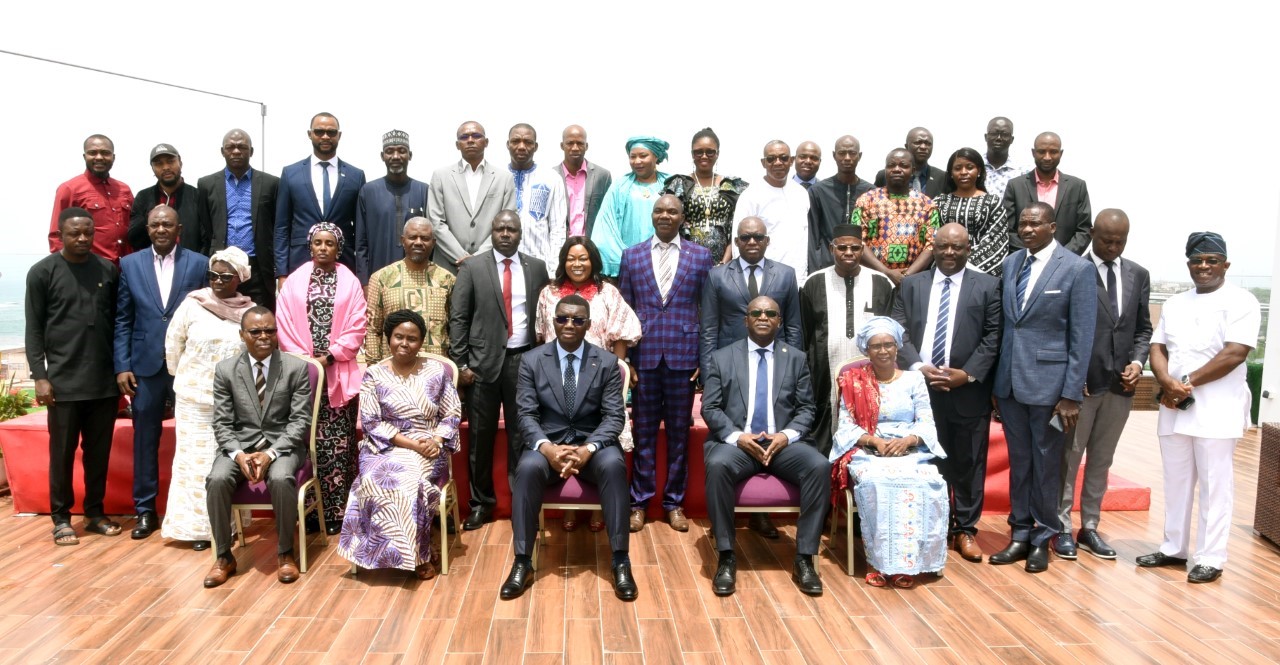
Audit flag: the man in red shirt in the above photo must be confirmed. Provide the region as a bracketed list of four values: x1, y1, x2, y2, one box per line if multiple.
[49, 134, 135, 265]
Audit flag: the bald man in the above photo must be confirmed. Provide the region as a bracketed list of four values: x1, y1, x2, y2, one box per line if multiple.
[792, 141, 822, 189]
[807, 135, 874, 272]
[982, 117, 1028, 201]
[875, 127, 945, 197]
[429, 121, 517, 273]
[1001, 131, 1092, 254]
[733, 141, 811, 284]
[197, 129, 280, 308]
[557, 125, 613, 238]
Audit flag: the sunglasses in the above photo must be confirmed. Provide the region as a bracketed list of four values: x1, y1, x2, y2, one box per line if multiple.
[763, 155, 792, 164]
[554, 315, 589, 327]
[692, 148, 718, 157]
[748, 309, 780, 319]
[310, 128, 339, 138]
[737, 233, 767, 243]
[458, 132, 485, 141]
[1187, 257, 1223, 266]
[832, 244, 861, 253]
[207, 271, 237, 283]
[244, 328, 277, 337]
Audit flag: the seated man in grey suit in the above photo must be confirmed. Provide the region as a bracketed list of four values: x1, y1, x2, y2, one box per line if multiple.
[701, 295, 830, 597]
[203, 306, 313, 588]
[502, 295, 636, 602]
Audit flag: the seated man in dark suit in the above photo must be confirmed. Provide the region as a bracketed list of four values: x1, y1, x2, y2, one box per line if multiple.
[701, 295, 830, 597]
[203, 307, 313, 588]
[502, 294, 636, 601]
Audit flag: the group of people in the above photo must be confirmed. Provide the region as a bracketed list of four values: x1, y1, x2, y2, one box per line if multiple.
[27, 113, 1259, 602]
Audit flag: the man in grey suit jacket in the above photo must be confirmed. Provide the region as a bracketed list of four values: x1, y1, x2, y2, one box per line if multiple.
[990, 203, 1097, 574]
[428, 121, 517, 273]
[197, 129, 279, 309]
[1002, 132, 1092, 254]
[1056, 210, 1152, 561]
[892, 223, 1002, 562]
[701, 295, 829, 597]
[203, 308, 313, 588]
[557, 125, 612, 238]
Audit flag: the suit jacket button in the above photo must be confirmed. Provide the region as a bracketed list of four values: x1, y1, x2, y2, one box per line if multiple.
[162, 316, 167, 322]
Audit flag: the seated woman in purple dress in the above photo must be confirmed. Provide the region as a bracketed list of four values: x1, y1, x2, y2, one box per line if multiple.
[338, 309, 461, 579]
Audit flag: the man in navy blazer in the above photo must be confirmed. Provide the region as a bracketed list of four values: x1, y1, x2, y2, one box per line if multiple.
[990, 203, 1096, 573]
[892, 223, 1002, 562]
[1002, 132, 1092, 254]
[618, 194, 713, 532]
[274, 112, 365, 287]
[113, 205, 207, 538]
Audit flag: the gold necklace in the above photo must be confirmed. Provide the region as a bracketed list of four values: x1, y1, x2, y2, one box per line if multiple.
[877, 369, 902, 384]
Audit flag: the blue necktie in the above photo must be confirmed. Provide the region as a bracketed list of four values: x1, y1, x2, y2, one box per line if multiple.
[1015, 255, 1035, 312]
[749, 349, 769, 434]
[320, 161, 332, 216]
[932, 277, 951, 367]
[563, 353, 577, 416]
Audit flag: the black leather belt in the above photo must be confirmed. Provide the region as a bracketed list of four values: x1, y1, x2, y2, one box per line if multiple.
[505, 344, 533, 356]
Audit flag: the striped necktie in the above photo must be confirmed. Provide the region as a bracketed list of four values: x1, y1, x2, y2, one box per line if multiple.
[255, 361, 266, 405]
[1016, 255, 1035, 312]
[656, 242, 675, 299]
[932, 277, 951, 367]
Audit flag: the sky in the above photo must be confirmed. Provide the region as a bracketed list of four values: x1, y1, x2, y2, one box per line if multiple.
[2, 1, 1278, 284]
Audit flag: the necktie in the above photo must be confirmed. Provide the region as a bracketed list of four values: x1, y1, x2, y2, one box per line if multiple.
[1015, 255, 1035, 312]
[800, 181, 812, 191]
[255, 361, 266, 405]
[656, 242, 675, 299]
[750, 349, 770, 434]
[319, 161, 332, 216]
[563, 353, 577, 415]
[932, 277, 951, 367]
[1105, 260, 1119, 316]
[747, 265, 759, 299]
[502, 258, 514, 339]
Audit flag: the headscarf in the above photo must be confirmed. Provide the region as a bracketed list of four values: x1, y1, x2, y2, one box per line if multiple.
[209, 246, 252, 281]
[1186, 231, 1227, 258]
[855, 316, 905, 354]
[308, 222, 346, 255]
[625, 136, 669, 164]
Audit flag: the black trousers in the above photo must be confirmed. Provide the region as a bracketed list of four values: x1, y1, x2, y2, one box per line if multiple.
[511, 446, 630, 556]
[928, 394, 990, 536]
[238, 267, 275, 311]
[47, 396, 118, 524]
[467, 353, 524, 510]
[704, 440, 831, 555]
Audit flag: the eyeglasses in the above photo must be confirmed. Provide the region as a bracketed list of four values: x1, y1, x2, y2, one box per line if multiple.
[207, 271, 237, 283]
[244, 328, 277, 337]
[748, 309, 780, 319]
[737, 233, 767, 243]
[832, 244, 861, 253]
[763, 155, 792, 164]
[692, 148, 718, 157]
[554, 315, 589, 327]
[458, 132, 485, 141]
[866, 341, 897, 352]
[1187, 257, 1224, 266]
[310, 128, 339, 138]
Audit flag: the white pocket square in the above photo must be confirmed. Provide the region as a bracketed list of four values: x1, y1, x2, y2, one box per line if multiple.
[1045, 290, 1062, 294]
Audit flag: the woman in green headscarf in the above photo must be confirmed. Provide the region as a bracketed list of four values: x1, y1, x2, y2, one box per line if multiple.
[589, 135, 670, 277]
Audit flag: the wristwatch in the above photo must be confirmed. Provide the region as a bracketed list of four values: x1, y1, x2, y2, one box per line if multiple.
[584, 443, 599, 454]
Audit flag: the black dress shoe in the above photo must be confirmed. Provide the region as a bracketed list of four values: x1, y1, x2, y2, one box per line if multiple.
[712, 558, 737, 596]
[1187, 565, 1222, 583]
[989, 540, 1030, 565]
[463, 507, 492, 531]
[792, 558, 823, 596]
[192, 540, 211, 551]
[749, 514, 779, 539]
[612, 563, 638, 601]
[1076, 529, 1117, 559]
[1054, 533, 1078, 560]
[1026, 544, 1049, 573]
[500, 561, 534, 600]
[1136, 551, 1188, 568]
[325, 522, 342, 536]
[131, 512, 159, 540]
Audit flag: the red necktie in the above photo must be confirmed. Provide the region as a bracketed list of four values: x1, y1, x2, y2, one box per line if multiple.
[502, 258, 514, 339]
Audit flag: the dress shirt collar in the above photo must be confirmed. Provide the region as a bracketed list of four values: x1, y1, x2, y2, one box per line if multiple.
[651, 235, 682, 250]
[250, 353, 272, 377]
[933, 268, 964, 289]
[225, 166, 254, 183]
[151, 245, 176, 262]
[738, 257, 763, 272]
[493, 248, 519, 265]
[562, 160, 588, 178]
[747, 338, 775, 355]
[792, 173, 818, 187]
[460, 158, 487, 174]
[310, 154, 341, 170]
[1091, 253, 1121, 271]
[1034, 169, 1059, 186]
[82, 168, 111, 185]
[1028, 240, 1059, 262]
[556, 341, 587, 366]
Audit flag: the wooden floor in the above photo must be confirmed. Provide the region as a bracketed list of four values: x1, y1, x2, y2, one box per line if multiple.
[2, 412, 1280, 664]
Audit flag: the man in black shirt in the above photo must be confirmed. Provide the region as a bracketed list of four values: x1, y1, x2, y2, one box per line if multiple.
[129, 143, 202, 251]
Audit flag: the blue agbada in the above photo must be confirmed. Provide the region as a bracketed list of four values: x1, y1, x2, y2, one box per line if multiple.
[590, 136, 671, 276]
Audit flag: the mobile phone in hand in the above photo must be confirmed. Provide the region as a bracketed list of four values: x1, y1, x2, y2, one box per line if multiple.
[1049, 414, 1063, 432]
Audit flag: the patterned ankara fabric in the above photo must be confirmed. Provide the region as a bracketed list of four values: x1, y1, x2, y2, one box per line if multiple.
[308, 267, 360, 525]
[850, 188, 940, 271]
[363, 261, 455, 362]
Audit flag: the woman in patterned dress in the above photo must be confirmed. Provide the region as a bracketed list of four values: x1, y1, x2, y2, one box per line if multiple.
[932, 147, 1010, 276]
[277, 223, 368, 534]
[162, 248, 256, 550]
[663, 128, 748, 264]
[589, 136, 671, 277]
[339, 309, 461, 579]
[830, 317, 946, 589]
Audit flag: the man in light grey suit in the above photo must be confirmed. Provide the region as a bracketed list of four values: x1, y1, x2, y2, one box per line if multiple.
[203, 307, 313, 588]
[990, 203, 1096, 574]
[700, 295, 829, 597]
[428, 121, 517, 273]
[557, 125, 612, 238]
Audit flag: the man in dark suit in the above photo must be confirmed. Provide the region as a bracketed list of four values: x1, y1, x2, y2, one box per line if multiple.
[501, 295, 635, 601]
[1002, 132, 1092, 254]
[449, 211, 548, 529]
[891, 223, 1002, 562]
[114, 205, 207, 539]
[618, 195, 713, 532]
[990, 203, 1096, 573]
[557, 125, 612, 238]
[1055, 210, 1152, 560]
[128, 143, 202, 252]
[197, 129, 280, 309]
[874, 127, 945, 197]
[203, 307, 313, 588]
[701, 295, 830, 597]
[275, 112, 366, 286]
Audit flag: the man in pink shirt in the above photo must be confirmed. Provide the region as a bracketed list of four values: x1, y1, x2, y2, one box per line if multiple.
[556, 125, 612, 239]
[1001, 131, 1093, 255]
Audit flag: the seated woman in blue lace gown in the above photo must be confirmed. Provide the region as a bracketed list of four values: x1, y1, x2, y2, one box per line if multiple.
[830, 316, 947, 589]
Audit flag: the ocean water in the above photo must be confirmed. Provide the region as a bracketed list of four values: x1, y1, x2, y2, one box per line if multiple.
[0, 254, 42, 350]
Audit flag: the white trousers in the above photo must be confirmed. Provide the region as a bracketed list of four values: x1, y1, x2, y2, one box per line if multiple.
[1158, 433, 1237, 569]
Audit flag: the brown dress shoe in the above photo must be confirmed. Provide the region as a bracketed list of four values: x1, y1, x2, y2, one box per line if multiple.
[955, 533, 983, 562]
[203, 556, 237, 588]
[629, 509, 645, 532]
[277, 553, 300, 584]
[667, 508, 690, 532]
